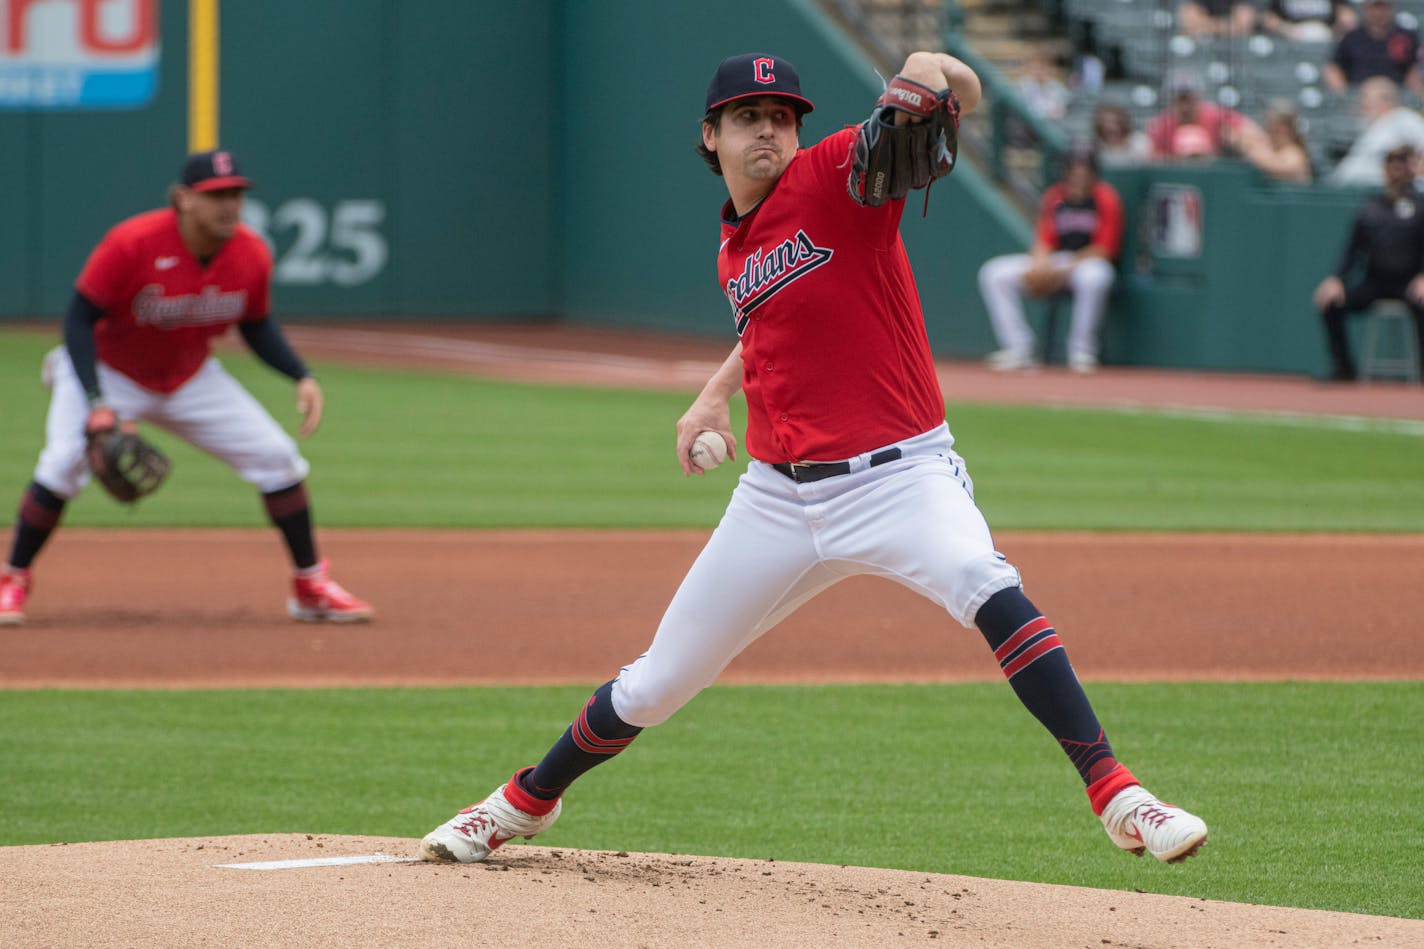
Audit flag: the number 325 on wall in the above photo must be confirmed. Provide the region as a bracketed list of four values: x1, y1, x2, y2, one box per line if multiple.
[243, 198, 388, 287]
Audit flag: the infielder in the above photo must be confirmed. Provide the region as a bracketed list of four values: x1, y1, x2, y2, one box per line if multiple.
[422, 52, 1206, 865]
[0, 150, 371, 625]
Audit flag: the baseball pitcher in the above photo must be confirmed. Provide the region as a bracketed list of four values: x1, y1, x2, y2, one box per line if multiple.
[420, 52, 1205, 865]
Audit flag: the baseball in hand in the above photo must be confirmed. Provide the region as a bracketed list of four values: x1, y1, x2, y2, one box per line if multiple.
[690, 431, 728, 470]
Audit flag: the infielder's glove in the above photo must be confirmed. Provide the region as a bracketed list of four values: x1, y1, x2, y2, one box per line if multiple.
[84, 408, 171, 504]
[847, 75, 960, 207]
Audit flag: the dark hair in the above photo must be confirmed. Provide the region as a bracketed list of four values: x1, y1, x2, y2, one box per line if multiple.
[1061, 139, 1099, 177]
[1092, 102, 1132, 142]
[696, 108, 726, 176]
[695, 101, 806, 176]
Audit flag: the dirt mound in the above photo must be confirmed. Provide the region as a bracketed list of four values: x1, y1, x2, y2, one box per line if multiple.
[4, 834, 1420, 947]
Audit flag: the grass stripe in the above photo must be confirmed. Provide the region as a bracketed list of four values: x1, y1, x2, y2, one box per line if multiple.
[1, 682, 1420, 919]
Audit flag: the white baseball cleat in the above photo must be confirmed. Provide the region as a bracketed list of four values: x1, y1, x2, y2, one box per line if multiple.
[421, 780, 562, 863]
[1100, 784, 1208, 862]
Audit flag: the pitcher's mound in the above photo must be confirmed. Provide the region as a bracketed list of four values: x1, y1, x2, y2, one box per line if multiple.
[3, 834, 1418, 947]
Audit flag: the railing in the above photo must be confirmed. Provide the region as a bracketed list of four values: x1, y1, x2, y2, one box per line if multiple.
[940, 23, 1070, 205]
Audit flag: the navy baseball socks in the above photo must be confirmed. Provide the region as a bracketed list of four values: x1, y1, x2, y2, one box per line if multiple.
[975, 587, 1208, 861]
[263, 483, 373, 623]
[1, 482, 68, 625]
[421, 679, 641, 862]
[518, 679, 643, 800]
[423, 599, 1208, 864]
[262, 482, 317, 568]
[7, 481, 65, 569]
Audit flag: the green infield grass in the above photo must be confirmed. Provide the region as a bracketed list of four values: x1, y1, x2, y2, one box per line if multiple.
[1, 328, 1421, 531]
[0, 681, 1420, 920]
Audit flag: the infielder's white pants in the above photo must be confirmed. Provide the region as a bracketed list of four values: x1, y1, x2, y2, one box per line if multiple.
[34, 347, 310, 499]
[612, 423, 1022, 727]
[977, 252, 1115, 360]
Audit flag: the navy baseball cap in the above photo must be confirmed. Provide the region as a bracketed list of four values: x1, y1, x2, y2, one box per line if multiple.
[181, 149, 254, 192]
[705, 53, 815, 115]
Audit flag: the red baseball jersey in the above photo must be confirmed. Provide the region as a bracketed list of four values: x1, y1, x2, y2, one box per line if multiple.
[1035, 180, 1124, 259]
[75, 208, 272, 393]
[718, 126, 945, 464]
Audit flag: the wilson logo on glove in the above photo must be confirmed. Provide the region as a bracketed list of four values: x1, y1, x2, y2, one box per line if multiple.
[847, 75, 960, 211]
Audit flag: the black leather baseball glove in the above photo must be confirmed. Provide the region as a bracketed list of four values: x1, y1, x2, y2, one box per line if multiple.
[847, 75, 960, 208]
[85, 416, 171, 504]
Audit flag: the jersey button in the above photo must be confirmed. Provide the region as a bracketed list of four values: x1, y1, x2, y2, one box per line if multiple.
[764, 362, 773, 372]
[779, 413, 789, 422]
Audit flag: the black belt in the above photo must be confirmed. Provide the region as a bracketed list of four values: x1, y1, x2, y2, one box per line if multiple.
[771, 447, 902, 483]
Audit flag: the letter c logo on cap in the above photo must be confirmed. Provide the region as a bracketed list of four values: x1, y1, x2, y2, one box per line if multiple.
[754, 57, 775, 84]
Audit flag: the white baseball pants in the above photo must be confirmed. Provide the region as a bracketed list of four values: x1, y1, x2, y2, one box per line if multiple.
[34, 347, 310, 499]
[612, 423, 1022, 727]
[977, 252, 1115, 361]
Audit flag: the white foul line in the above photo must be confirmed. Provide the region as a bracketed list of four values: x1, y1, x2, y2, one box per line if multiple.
[218, 854, 422, 871]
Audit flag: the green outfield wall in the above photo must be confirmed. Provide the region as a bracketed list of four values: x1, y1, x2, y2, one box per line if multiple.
[0, 1, 1370, 376]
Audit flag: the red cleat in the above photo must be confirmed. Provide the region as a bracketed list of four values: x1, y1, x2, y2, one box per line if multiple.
[0, 568, 30, 626]
[287, 559, 373, 623]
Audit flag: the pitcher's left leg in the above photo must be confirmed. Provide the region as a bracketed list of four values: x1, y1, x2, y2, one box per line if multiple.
[833, 452, 1207, 862]
[975, 587, 1207, 861]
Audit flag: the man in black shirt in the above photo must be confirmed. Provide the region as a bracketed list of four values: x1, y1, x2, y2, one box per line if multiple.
[1261, 0, 1355, 43]
[1324, 0, 1421, 93]
[1312, 144, 1424, 380]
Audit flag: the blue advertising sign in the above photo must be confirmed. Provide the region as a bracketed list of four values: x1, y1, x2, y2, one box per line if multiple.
[0, 0, 159, 109]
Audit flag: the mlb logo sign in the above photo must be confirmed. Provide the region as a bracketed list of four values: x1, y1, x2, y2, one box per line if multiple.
[0, 0, 160, 109]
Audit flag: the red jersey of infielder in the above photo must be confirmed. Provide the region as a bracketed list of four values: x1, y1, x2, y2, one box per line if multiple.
[420, 53, 1207, 866]
[0, 150, 371, 626]
[78, 208, 271, 393]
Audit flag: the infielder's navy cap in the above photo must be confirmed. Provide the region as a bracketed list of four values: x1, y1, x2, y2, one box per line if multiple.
[181, 149, 254, 192]
[705, 53, 815, 115]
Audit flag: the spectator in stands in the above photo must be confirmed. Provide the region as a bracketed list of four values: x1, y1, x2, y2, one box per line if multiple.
[1146, 73, 1253, 160]
[1007, 48, 1071, 150]
[1227, 100, 1314, 182]
[1312, 144, 1424, 381]
[1176, 0, 1259, 38]
[1016, 48, 1071, 123]
[1071, 49, 1106, 96]
[1093, 102, 1152, 167]
[978, 146, 1124, 374]
[1323, 0, 1420, 94]
[1260, 0, 1356, 43]
[1329, 76, 1424, 185]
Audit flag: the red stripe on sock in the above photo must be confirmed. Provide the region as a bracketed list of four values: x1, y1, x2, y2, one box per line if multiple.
[571, 709, 634, 755]
[503, 768, 560, 816]
[262, 483, 309, 520]
[20, 494, 62, 531]
[993, 616, 1053, 663]
[1086, 764, 1139, 816]
[1001, 635, 1063, 679]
